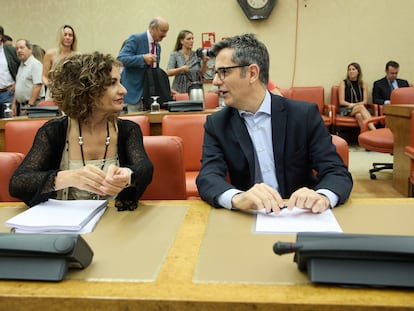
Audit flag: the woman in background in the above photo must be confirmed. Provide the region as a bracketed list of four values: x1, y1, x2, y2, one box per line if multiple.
[42, 25, 79, 99]
[338, 62, 376, 130]
[166, 30, 207, 94]
[10, 52, 153, 211]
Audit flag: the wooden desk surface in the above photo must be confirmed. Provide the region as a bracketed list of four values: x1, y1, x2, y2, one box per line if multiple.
[0, 110, 217, 151]
[0, 199, 414, 311]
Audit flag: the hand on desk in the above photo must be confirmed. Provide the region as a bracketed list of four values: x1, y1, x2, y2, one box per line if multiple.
[231, 184, 330, 214]
[55, 164, 132, 196]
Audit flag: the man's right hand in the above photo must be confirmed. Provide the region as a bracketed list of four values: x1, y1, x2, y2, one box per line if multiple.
[231, 183, 284, 214]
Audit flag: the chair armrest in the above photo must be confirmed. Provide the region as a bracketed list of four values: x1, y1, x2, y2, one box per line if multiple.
[360, 116, 386, 133]
[366, 103, 379, 116]
[404, 146, 414, 160]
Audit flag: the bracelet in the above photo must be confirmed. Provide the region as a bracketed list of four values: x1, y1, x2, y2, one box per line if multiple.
[124, 168, 134, 188]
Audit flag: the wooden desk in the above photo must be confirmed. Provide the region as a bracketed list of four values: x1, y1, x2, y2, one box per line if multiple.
[0, 109, 216, 151]
[0, 198, 414, 310]
[384, 104, 414, 195]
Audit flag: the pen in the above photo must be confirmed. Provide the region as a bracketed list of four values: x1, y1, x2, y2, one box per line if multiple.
[266, 204, 288, 214]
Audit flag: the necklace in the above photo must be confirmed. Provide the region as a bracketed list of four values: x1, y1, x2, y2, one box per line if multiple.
[78, 121, 110, 170]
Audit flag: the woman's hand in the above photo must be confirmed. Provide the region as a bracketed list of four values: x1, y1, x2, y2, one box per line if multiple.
[100, 164, 132, 196]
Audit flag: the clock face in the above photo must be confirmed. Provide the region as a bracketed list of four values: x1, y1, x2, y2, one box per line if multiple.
[247, 0, 268, 9]
[237, 0, 276, 20]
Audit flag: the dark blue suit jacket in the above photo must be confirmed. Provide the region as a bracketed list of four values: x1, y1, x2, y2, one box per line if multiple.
[196, 94, 353, 208]
[118, 31, 161, 104]
[372, 77, 409, 105]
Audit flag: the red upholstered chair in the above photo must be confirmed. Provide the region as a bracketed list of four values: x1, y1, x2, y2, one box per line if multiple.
[140, 136, 186, 200]
[37, 100, 57, 106]
[404, 111, 414, 196]
[332, 134, 349, 168]
[0, 152, 25, 202]
[290, 86, 332, 128]
[162, 114, 208, 198]
[358, 87, 414, 179]
[204, 92, 219, 109]
[173, 93, 189, 101]
[119, 115, 150, 136]
[358, 116, 394, 179]
[5, 119, 48, 155]
[279, 88, 292, 98]
[331, 85, 378, 132]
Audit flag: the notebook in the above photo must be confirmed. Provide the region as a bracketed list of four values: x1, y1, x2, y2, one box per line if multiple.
[4, 199, 107, 233]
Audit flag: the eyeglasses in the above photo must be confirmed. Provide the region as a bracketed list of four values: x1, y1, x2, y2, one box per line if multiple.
[214, 65, 250, 81]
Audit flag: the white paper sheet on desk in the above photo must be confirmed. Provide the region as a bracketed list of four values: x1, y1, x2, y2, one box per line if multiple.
[255, 207, 342, 233]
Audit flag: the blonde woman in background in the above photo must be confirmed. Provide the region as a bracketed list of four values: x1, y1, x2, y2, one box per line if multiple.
[42, 25, 78, 99]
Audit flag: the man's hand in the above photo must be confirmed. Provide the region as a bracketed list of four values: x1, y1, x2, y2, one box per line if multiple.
[287, 187, 330, 213]
[231, 183, 285, 214]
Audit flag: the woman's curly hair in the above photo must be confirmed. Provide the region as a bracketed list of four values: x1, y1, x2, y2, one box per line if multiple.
[48, 51, 122, 122]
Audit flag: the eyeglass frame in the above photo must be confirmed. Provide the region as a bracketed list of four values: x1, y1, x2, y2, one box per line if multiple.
[214, 64, 250, 81]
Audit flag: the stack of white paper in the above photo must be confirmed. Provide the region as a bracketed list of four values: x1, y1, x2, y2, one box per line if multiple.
[5, 199, 108, 234]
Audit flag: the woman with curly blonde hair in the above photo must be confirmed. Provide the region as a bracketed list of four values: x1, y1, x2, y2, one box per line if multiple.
[10, 52, 153, 211]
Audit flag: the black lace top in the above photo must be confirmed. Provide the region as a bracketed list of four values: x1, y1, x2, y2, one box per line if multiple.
[9, 116, 153, 211]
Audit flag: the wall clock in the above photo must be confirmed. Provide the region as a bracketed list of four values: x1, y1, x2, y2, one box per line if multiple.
[237, 0, 277, 20]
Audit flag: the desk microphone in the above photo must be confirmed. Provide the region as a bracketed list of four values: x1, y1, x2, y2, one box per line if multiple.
[273, 242, 302, 255]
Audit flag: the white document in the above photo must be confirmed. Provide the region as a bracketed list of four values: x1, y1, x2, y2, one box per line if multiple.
[255, 207, 342, 233]
[5, 199, 107, 233]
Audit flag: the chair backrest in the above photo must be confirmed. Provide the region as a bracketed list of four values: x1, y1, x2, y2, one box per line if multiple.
[204, 92, 219, 109]
[290, 86, 325, 114]
[331, 134, 349, 167]
[390, 87, 414, 105]
[119, 115, 150, 136]
[330, 85, 340, 110]
[5, 119, 48, 155]
[173, 93, 190, 101]
[0, 152, 24, 202]
[279, 88, 292, 98]
[140, 136, 186, 200]
[162, 114, 207, 171]
[37, 100, 57, 107]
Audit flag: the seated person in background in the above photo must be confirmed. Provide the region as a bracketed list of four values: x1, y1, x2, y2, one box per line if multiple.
[373, 60, 410, 105]
[166, 30, 208, 94]
[10, 52, 153, 211]
[196, 34, 353, 214]
[338, 62, 376, 130]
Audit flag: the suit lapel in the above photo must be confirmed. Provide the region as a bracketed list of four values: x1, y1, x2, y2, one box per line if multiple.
[230, 109, 256, 182]
[271, 95, 288, 194]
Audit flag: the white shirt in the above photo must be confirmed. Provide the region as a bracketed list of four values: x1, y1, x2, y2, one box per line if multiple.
[15, 55, 43, 103]
[218, 91, 338, 209]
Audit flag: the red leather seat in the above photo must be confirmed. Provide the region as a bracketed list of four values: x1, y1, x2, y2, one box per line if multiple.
[37, 100, 57, 106]
[331, 134, 349, 168]
[162, 114, 208, 198]
[140, 136, 186, 200]
[119, 115, 150, 136]
[290, 86, 332, 128]
[5, 119, 48, 155]
[204, 92, 219, 109]
[0, 152, 25, 202]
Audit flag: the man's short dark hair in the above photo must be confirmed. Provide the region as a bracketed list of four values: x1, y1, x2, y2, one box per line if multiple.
[386, 60, 399, 70]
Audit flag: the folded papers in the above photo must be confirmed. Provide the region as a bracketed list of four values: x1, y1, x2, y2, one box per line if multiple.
[5, 199, 107, 234]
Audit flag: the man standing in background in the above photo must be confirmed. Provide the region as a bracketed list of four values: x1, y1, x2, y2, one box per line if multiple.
[118, 17, 169, 113]
[11, 39, 44, 116]
[0, 26, 19, 118]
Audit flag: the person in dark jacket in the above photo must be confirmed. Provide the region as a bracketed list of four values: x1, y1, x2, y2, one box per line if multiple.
[0, 26, 19, 118]
[196, 34, 353, 214]
[10, 52, 153, 211]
